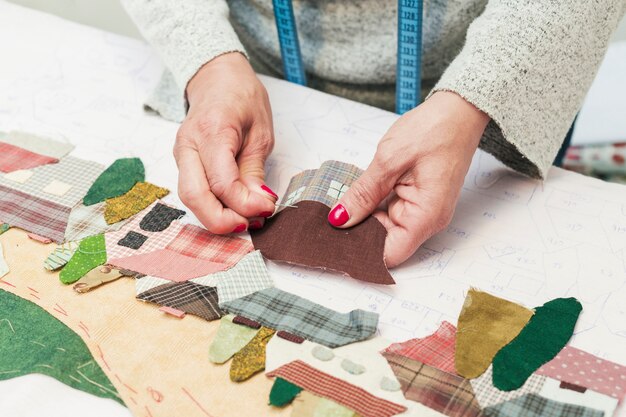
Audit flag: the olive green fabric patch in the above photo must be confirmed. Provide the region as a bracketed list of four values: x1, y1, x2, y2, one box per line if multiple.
[208, 314, 259, 364]
[104, 182, 169, 225]
[269, 377, 303, 407]
[229, 326, 274, 382]
[0, 290, 122, 404]
[492, 298, 582, 391]
[59, 234, 107, 284]
[455, 289, 534, 378]
[83, 158, 145, 206]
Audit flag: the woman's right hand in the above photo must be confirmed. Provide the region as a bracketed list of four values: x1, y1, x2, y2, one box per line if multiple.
[174, 52, 278, 234]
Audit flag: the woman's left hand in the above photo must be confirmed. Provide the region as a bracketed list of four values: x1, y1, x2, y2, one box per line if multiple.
[327, 91, 490, 267]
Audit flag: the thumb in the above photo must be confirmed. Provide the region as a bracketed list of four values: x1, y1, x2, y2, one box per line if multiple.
[328, 161, 398, 228]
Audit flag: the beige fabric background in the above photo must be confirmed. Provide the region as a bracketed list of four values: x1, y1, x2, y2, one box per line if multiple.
[0, 228, 287, 417]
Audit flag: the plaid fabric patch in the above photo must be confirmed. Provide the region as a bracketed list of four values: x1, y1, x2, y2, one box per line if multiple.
[278, 161, 363, 211]
[136, 281, 223, 321]
[64, 201, 128, 242]
[266, 360, 407, 417]
[0, 142, 58, 172]
[220, 287, 378, 348]
[139, 203, 185, 232]
[44, 241, 79, 271]
[0, 156, 104, 208]
[383, 352, 483, 417]
[483, 393, 604, 417]
[166, 223, 253, 264]
[211, 250, 273, 305]
[2, 131, 74, 158]
[118, 231, 148, 250]
[382, 321, 457, 374]
[135, 275, 171, 295]
[0, 184, 71, 243]
[470, 366, 546, 409]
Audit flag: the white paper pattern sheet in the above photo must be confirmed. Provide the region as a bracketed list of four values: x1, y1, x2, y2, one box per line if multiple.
[0, 2, 625, 415]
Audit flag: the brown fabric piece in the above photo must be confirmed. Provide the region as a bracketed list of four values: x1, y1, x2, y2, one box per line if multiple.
[559, 381, 587, 393]
[233, 315, 262, 329]
[251, 200, 394, 285]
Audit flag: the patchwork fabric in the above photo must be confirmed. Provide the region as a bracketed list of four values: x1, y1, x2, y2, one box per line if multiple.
[44, 241, 80, 271]
[26, 232, 52, 243]
[104, 182, 169, 224]
[0, 142, 58, 172]
[277, 331, 305, 344]
[482, 393, 604, 417]
[214, 250, 274, 305]
[267, 360, 407, 417]
[232, 315, 262, 329]
[383, 321, 457, 374]
[455, 289, 534, 379]
[277, 161, 363, 211]
[1, 131, 75, 158]
[59, 234, 107, 284]
[73, 266, 125, 293]
[117, 231, 148, 250]
[3, 169, 34, 184]
[83, 158, 145, 206]
[135, 275, 171, 295]
[0, 184, 71, 243]
[536, 346, 626, 401]
[492, 298, 582, 391]
[0, 223, 9, 234]
[269, 377, 303, 407]
[0, 156, 104, 208]
[220, 288, 379, 348]
[136, 281, 224, 321]
[166, 223, 253, 264]
[139, 203, 185, 232]
[64, 202, 128, 243]
[251, 200, 394, 285]
[291, 391, 358, 417]
[383, 352, 483, 417]
[230, 326, 275, 382]
[208, 315, 259, 364]
[42, 179, 72, 196]
[539, 378, 618, 417]
[470, 366, 546, 409]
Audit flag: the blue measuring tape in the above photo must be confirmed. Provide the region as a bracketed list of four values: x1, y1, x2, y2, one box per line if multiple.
[273, 0, 423, 114]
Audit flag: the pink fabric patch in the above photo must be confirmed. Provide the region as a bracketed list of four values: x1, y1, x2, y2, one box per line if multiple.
[536, 346, 626, 401]
[166, 224, 253, 264]
[26, 233, 53, 244]
[159, 306, 186, 318]
[382, 321, 457, 374]
[0, 142, 59, 172]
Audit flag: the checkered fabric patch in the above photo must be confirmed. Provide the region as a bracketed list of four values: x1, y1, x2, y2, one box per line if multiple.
[2, 131, 75, 158]
[0, 142, 58, 173]
[0, 156, 104, 208]
[266, 360, 407, 417]
[209, 250, 273, 305]
[166, 223, 253, 264]
[220, 287, 378, 348]
[382, 321, 457, 374]
[278, 161, 363, 212]
[383, 352, 483, 417]
[139, 203, 185, 232]
[470, 366, 546, 409]
[64, 202, 128, 243]
[118, 231, 148, 250]
[483, 393, 604, 417]
[43, 241, 79, 271]
[136, 281, 223, 321]
[0, 184, 71, 243]
[135, 275, 171, 295]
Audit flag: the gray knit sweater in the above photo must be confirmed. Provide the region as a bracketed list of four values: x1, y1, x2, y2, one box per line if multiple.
[121, 0, 626, 178]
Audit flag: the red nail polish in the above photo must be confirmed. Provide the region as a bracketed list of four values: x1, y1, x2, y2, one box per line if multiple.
[232, 224, 247, 233]
[328, 204, 349, 227]
[261, 184, 278, 199]
[259, 211, 273, 218]
[249, 220, 263, 230]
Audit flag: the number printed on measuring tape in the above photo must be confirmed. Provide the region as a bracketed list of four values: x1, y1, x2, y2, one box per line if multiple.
[273, 0, 307, 86]
[396, 0, 423, 114]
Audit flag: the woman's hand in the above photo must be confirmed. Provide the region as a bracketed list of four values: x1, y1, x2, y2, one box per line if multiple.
[174, 52, 278, 233]
[328, 91, 489, 267]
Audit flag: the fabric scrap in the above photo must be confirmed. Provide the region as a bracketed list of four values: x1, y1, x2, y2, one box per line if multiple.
[341, 359, 366, 375]
[0, 242, 9, 278]
[59, 234, 107, 284]
[208, 315, 259, 364]
[230, 326, 275, 382]
[455, 289, 534, 379]
[166, 223, 253, 264]
[482, 393, 604, 417]
[44, 241, 79, 271]
[117, 231, 148, 250]
[139, 202, 185, 232]
[220, 287, 379, 348]
[383, 352, 483, 417]
[312, 346, 335, 361]
[0, 142, 58, 172]
[137, 281, 223, 321]
[135, 275, 171, 295]
[73, 266, 125, 293]
[291, 391, 358, 417]
[64, 201, 128, 242]
[104, 182, 169, 224]
[214, 250, 273, 305]
[492, 298, 582, 391]
[26, 233, 52, 244]
[0, 290, 120, 403]
[252, 200, 394, 285]
[277, 330, 305, 344]
[2, 131, 74, 158]
[380, 376, 401, 392]
[3, 169, 33, 183]
[470, 366, 546, 409]
[159, 306, 186, 318]
[232, 315, 262, 329]
[83, 158, 145, 206]
[539, 378, 618, 417]
[269, 377, 303, 407]
[536, 345, 626, 401]
[267, 360, 407, 417]
[42, 179, 72, 196]
[0, 223, 9, 234]
[383, 321, 457, 374]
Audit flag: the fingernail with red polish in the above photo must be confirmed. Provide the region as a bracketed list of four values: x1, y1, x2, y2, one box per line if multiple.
[328, 204, 350, 227]
[232, 224, 247, 233]
[261, 184, 278, 199]
[249, 220, 263, 230]
[259, 211, 273, 218]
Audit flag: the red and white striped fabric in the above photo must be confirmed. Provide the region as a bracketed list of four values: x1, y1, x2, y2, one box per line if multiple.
[0, 142, 58, 172]
[266, 360, 407, 417]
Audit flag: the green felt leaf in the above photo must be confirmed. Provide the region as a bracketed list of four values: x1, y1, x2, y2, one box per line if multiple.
[492, 297, 582, 391]
[208, 315, 259, 364]
[0, 223, 10, 235]
[0, 290, 122, 404]
[83, 158, 145, 206]
[59, 234, 107, 284]
[269, 377, 303, 407]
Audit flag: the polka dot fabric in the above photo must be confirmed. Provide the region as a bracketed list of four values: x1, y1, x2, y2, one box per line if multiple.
[535, 346, 626, 401]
